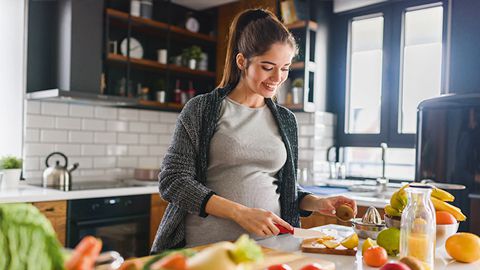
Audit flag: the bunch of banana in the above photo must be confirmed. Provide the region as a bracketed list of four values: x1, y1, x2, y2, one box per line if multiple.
[384, 184, 409, 217]
[430, 189, 466, 221]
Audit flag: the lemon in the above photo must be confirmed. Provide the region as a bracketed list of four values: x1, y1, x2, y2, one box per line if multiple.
[323, 240, 340, 249]
[341, 233, 359, 249]
[362, 238, 377, 254]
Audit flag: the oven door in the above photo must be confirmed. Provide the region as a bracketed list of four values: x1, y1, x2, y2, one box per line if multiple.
[68, 214, 150, 258]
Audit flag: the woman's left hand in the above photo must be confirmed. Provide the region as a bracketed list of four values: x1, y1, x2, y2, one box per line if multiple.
[313, 196, 357, 217]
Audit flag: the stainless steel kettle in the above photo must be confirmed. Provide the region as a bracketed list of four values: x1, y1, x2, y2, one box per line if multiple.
[42, 152, 79, 190]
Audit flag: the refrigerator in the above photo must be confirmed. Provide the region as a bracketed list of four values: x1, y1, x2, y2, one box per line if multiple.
[416, 93, 480, 233]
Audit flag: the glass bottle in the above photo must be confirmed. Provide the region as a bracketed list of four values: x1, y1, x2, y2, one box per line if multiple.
[400, 184, 436, 270]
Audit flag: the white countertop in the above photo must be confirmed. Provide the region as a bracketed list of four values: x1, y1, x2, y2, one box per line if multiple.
[257, 225, 480, 270]
[0, 182, 159, 203]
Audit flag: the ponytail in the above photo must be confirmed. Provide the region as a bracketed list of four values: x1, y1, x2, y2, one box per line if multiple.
[219, 9, 297, 88]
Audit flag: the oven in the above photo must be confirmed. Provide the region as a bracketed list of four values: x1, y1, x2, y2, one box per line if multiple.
[66, 195, 150, 258]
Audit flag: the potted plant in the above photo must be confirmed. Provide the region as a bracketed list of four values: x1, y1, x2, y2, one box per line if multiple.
[291, 78, 304, 104]
[0, 156, 22, 188]
[182, 45, 203, 69]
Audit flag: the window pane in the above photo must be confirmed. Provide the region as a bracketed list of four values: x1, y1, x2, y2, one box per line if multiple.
[346, 16, 384, 134]
[343, 147, 415, 180]
[400, 6, 443, 133]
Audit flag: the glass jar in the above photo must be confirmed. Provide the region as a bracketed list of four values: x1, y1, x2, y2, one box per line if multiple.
[400, 183, 436, 270]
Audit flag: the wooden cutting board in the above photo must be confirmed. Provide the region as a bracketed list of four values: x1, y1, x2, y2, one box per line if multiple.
[301, 238, 357, 256]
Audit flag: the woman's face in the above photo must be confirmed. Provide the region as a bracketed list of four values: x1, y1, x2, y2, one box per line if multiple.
[239, 42, 294, 99]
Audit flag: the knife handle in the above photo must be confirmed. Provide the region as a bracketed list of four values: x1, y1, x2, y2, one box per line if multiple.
[274, 223, 293, 234]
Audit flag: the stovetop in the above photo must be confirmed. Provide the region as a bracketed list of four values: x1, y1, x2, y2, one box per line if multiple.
[35, 179, 157, 191]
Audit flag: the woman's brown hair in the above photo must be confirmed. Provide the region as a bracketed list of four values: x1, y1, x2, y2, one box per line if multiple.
[219, 8, 298, 88]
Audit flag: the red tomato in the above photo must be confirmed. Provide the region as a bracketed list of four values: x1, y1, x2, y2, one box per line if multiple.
[267, 264, 292, 270]
[299, 263, 325, 270]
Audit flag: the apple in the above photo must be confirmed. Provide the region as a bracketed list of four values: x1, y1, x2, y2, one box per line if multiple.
[267, 264, 293, 270]
[380, 262, 411, 270]
[299, 263, 326, 270]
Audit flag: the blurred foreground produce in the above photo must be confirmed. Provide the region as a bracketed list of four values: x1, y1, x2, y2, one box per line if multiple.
[64, 236, 102, 270]
[0, 203, 64, 270]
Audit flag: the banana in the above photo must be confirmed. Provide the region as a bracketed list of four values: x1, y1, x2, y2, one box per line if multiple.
[431, 187, 455, 202]
[431, 196, 466, 221]
[384, 204, 402, 217]
[390, 184, 409, 211]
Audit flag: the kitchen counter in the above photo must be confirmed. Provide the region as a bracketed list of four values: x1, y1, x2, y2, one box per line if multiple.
[0, 181, 159, 203]
[257, 226, 480, 270]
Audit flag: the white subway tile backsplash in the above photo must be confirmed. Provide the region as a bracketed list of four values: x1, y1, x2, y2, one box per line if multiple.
[23, 170, 43, 179]
[41, 102, 68, 116]
[24, 143, 55, 156]
[149, 123, 171, 134]
[117, 157, 138, 168]
[299, 149, 314, 161]
[106, 145, 127, 156]
[69, 131, 94, 143]
[56, 117, 81, 130]
[129, 122, 149, 133]
[95, 107, 117, 119]
[82, 145, 106, 156]
[69, 157, 93, 169]
[149, 146, 168, 156]
[80, 169, 106, 176]
[298, 137, 311, 148]
[299, 125, 315, 136]
[106, 121, 128, 132]
[138, 157, 159, 169]
[94, 132, 116, 144]
[55, 144, 82, 156]
[295, 113, 314, 124]
[139, 111, 160, 122]
[70, 104, 94, 118]
[40, 130, 68, 143]
[25, 129, 40, 142]
[24, 157, 39, 170]
[26, 100, 40, 114]
[128, 145, 148, 156]
[93, 157, 116, 168]
[118, 133, 138, 144]
[82, 119, 106, 131]
[159, 112, 179, 123]
[139, 134, 158, 145]
[119, 108, 138, 121]
[26, 115, 55, 128]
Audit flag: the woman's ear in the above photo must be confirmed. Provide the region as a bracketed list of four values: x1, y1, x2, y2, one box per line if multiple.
[236, 53, 246, 70]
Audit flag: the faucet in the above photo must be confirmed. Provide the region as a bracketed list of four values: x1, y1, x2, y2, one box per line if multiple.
[326, 146, 337, 179]
[377, 143, 389, 192]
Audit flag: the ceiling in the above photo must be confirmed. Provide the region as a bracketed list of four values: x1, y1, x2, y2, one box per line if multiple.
[172, 0, 238, 11]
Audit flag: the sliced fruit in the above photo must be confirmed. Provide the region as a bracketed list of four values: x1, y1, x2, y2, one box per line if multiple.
[315, 235, 335, 244]
[431, 197, 466, 221]
[362, 238, 378, 254]
[323, 240, 340, 249]
[340, 233, 359, 249]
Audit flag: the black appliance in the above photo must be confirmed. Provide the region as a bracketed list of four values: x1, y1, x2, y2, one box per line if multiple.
[416, 93, 480, 233]
[66, 195, 150, 258]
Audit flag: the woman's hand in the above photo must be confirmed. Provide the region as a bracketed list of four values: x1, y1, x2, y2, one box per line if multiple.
[313, 196, 357, 217]
[232, 206, 293, 237]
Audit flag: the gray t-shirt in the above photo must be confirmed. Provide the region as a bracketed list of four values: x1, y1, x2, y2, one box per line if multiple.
[184, 97, 287, 247]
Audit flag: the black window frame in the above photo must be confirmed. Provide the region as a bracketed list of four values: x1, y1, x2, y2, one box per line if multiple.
[331, 0, 449, 149]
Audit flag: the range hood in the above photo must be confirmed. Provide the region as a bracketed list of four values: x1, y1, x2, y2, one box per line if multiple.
[26, 0, 128, 107]
[26, 89, 137, 107]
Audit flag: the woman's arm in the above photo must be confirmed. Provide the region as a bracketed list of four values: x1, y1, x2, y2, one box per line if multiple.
[300, 194, 358, 217]
[205, 194, 293, 236]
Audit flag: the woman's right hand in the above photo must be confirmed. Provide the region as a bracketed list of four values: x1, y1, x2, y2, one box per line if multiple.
[232, 206, 293, 237]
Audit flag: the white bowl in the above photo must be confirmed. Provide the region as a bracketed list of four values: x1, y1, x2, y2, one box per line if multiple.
[436, 222, 459, 248]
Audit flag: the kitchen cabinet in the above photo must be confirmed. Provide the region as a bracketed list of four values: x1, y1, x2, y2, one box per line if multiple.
[150, 194, 168, 246]
[300, 206, 384, 228]
[32, 200, 67, 246]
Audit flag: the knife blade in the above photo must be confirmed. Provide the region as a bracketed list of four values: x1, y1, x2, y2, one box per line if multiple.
[275, 224, 327, 239]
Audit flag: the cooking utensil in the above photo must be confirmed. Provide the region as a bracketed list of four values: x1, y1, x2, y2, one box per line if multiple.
[275, 224, 328, 239]
[362, 206, 382, 225]
[42, 152, 79, 190]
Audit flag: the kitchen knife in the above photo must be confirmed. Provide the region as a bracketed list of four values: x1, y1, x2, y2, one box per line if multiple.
[275, 224, 327, 239]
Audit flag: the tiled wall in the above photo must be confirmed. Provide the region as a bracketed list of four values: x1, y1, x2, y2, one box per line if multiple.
[23, 100, 335, 184]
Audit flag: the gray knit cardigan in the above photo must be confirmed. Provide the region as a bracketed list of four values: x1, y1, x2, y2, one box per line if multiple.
[150, 85, 312, 253]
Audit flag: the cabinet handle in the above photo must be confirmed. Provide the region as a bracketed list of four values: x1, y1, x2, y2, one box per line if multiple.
[45, 207, 55, 212]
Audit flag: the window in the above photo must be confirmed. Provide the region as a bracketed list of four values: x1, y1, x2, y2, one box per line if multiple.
[334, 1, 447, 180]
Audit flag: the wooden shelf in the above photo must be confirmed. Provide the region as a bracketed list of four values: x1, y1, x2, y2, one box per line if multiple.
[137, 100, 183, 111]
[286, 20, 318, 30]
[107, 53, 216, 78]
[106, 8, 216, 43]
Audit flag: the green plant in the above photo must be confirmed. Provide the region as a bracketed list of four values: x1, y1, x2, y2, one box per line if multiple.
[0, 156, 22, 169]
[182, 45, 203, 61]
[292, 78, 304, 88]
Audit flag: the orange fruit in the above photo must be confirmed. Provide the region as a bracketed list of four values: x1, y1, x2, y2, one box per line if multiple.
[445, 232, 480, 263]
[363, 246, 388, 267]
[436, 211, 457, 225]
